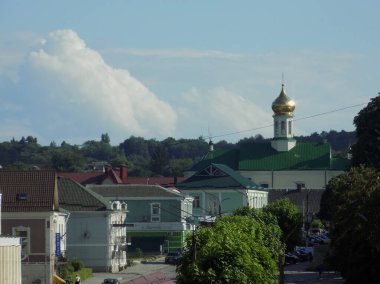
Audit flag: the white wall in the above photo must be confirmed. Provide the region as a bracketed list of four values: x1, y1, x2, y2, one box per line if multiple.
[240, 170, 344, 189]
[0, 237, 21, 284]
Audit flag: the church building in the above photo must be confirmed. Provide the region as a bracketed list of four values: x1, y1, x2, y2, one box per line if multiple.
[185, 84, 350, 190]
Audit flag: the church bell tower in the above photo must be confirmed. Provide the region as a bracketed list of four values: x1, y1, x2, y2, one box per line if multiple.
[271, 84, 296, 151]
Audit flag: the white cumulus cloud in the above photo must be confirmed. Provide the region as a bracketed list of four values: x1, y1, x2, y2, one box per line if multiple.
[23, 29, 177, 144]
[178, 87, 273, 140]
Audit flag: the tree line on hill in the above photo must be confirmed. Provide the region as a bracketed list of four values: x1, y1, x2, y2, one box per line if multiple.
[0, 129, 355, 176]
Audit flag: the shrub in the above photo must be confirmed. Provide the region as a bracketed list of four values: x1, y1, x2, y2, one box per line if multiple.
[135, 248, 143, 258]
[70, 258, 84, 272]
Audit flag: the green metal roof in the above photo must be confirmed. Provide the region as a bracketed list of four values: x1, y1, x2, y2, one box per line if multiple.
[189, 141, 348, 171]
[177, 163, 264, 190]
[86, 184, 186, 198]
[239, 142, 331, 170]
[58, 176, 107, 211]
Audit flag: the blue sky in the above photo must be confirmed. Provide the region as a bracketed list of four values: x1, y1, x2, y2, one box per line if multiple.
[0, 0, 379, 145]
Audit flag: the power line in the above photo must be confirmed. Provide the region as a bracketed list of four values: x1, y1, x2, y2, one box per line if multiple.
[208, 103, 365, 141]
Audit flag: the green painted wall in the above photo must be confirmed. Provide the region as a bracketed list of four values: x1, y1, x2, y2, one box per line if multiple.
[126, 199, 182, 223]
[128, 230, 191, 253]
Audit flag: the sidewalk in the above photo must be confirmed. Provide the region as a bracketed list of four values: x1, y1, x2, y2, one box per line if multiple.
[82, 256, 176, 284]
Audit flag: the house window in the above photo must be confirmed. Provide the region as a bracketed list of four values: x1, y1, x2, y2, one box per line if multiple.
[274, 121, 279, 136]
[260, 183, 269, 188]
[151, 203, 160, 222]
[296, 183, 305, 190]
[121, 203, 127, 211]
[13, 226, 30, 260]
[193, 196, 200, 208]
[281, 121, 286, 135]
[288, 120, 292, 135]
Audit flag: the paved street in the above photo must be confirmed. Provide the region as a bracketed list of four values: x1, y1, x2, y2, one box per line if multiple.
[81, 256, 344, 284]
[285, 261, 343, 284]
[82, 257, 176, 284]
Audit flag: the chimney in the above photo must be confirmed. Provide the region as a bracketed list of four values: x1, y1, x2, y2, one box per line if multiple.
[105, 164, 112, 173]
[120, 164, 128, 183]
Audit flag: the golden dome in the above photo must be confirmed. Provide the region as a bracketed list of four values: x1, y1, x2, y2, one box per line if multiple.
[271, 84, 295, 115]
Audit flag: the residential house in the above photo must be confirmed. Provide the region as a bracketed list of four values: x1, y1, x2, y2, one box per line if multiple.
[186, 84, 349, 190]
[58, 176, 128, 272]
[0, 170, 68, 284]
[86, 184, 193, 254]
[176, 163, 268, 219]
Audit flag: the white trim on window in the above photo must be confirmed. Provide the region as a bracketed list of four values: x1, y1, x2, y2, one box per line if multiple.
[12, 226, 30, 260]
[151, 203, 161, 222]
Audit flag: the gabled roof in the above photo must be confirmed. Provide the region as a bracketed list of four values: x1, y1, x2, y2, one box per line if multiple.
[189, 141, 347, 171]
[58, 169, 122, 185]
[86, 184, 187, 199]
[57, 176, 107, 211]
[59, 169, 183, 187]
[58, 171, 106, 185]
[177, 163, 263, 190]
[0, 170, 57, 212]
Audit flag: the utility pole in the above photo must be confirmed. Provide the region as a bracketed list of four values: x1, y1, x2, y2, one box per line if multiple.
[192, 225, 196, 262]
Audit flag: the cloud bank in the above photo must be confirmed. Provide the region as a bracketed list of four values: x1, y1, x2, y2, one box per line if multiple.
[19, 29, 177, 144]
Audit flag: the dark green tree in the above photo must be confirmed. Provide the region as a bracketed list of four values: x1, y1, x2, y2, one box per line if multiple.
[150, 144, 169, 176]
[262, 198, 303, 251]
[176, 215, 282, 284]
[51, 149, 85, 172]
[351, 95, 380, 169]
[327, 166, 380, 283]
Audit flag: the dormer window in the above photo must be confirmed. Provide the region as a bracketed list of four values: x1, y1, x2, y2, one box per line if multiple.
[16, 193, 27, 201]
[110, 201, 121, 210]
[121, 203, 127, 211]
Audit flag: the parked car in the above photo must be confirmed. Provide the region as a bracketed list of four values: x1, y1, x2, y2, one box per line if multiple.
[165, 251, 181, 264]
[284, 252, 300, 264]
[294, 249, 312, 261]
[102, 279, 120, 284]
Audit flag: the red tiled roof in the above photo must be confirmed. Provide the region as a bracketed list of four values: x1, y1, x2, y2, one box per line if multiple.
[0, 170, 57, 212]
[59, 170, 184, 188]
[59, 166, 126, 185]
[58, 172, 106, 185]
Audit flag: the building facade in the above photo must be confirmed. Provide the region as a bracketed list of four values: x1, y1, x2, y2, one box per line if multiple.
[186, 84, 349, 191]
[177, 163, 268, 220]
[0, 170, 68, 284]
[86, 184, 193, 254]
[58, 176, 127, 272]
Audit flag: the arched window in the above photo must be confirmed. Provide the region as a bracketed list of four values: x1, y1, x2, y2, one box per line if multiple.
[281, 121, 286, 135]
[288, 121, 292, 135]
[274, 121, 279, 136]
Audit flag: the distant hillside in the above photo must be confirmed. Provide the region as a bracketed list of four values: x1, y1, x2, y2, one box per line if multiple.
[0, 130, 356, 176]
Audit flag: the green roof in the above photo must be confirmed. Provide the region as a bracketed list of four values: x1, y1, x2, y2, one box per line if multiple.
[189, 141, 348, 171]
[239, 142, 331, 170]
[86, 184, 186, 198]
[58, 177, 107, 211]
[177, 163, 264, 190]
